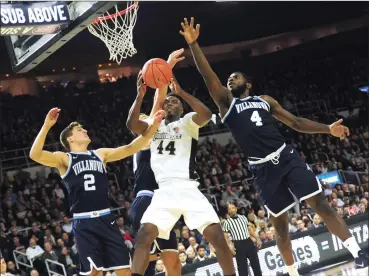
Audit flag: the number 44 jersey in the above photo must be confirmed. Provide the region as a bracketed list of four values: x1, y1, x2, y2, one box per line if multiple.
[222, 96, 285, 160]
[150, 112, 200, 184]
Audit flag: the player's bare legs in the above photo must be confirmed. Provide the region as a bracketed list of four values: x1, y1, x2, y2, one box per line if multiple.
[269, 213, 295, 266]
[203, 224, 236, 275]
[90, 268, 103, 276]
[115, 268, 132, 276]
[306, 193, 351, 240]
[132, 223, 159, 275]
[161, 252, 181, 276]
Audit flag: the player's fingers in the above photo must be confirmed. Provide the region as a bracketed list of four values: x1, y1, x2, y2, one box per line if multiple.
[332, 119, 343, 126]
[175, 48, 184, 55]
[184, 17, 189, 26]
[344, 126, 350, 136]
[196, 24, 200, 33]
[181, 22, 185, 29]
[179, 30, 185, 36]
[190, 17, 194, 27]
[176, 56, 185, 62]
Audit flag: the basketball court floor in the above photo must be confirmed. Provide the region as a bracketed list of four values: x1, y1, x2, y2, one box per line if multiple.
[305, 261, 368, 276]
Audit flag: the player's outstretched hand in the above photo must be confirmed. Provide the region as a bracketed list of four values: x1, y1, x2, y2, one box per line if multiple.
[180, 17, 200, 45]
[330, 119, 350, 140]
[44, 107, 60, 128]
[167, 48, 185, 69]
[152, 110, 166, 125]
[169, 77, 183, 95]
[137, 70, 147, 97]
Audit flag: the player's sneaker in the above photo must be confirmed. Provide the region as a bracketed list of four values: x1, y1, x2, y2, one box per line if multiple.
[355, 249, 369, 269]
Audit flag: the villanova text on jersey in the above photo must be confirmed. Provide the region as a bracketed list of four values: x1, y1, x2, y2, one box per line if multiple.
[61, 150, 111, 214]
[222, 96, 285, 159]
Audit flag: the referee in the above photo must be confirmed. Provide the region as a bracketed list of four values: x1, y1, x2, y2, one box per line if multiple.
[222, 203, 262, 276]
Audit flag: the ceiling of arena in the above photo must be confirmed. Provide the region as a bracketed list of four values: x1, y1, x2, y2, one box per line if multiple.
[0, 1, 367, 74]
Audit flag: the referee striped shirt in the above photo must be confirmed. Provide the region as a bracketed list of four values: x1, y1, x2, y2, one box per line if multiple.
[222, 214, 250, 240]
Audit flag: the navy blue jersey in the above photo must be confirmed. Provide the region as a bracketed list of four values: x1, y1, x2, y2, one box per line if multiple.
[61, 150, 111, 214]
[133, 149, 158, 196]
[222, 96, 285, 159]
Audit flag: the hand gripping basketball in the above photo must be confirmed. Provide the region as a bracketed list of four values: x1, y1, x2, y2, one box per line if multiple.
[180, 17, 200, 45]
[136, 70, 147, 97]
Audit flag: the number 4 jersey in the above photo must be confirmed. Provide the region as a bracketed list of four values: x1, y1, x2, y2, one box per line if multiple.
[222, 96, 285, 159]
[61, 150, 111, 214]
[150, 112, 200, 184]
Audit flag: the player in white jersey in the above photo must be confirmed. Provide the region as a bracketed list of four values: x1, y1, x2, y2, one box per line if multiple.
[130, 78, 236, 276]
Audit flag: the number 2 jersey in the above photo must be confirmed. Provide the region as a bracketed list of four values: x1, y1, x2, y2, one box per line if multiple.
[61, 150, 111, 214]
[222, 96, 285, 159]
[150, 112, 200, 184]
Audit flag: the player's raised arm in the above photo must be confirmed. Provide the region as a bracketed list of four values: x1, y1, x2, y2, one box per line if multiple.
[126, 71, 150, 135]
[180, 17, 233, 108]
[99, 110, 166, 163]
[126, 49, 185, 135]
[29, 108, 67, 169]
[261, 95, 350, 139]
[170, 77, 212, 127]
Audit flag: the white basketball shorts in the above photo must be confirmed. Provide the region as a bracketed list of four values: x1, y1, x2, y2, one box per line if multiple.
[140, 178, 220, 240]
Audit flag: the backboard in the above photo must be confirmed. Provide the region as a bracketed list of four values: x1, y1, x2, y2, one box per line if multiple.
[2, 1, 117, 73]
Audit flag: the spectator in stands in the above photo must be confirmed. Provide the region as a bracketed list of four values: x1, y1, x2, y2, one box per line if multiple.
[179, 252, 188, 267]
[186, 237, 199, 255]
[186, 250, 196, 264]
[116, 216, 134, 249]
[193, 245, 209, 263]
[309, 214, 324, 229]
[155, 259, 165, 274]
[30, 269, 39, 276]
[5, 260, 20, 276]
[25, 238, 44, 261]
[58, 247, 78, 276]
[296, 220, 308, 232]
[28, 223, 44, 246]
[0, 257, 14, 276]
[208, 243, 217, 259]
[44, 228, 56, 247]
[181, 229, 191, 249]
[40, 241, 59, 273]
[177, 244, 186, 254]
[62, 217, 72, 234]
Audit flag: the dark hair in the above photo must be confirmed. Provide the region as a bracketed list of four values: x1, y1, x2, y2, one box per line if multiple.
[196, 245, 206, 252]
[179, 252, 186, 256]
[60, 122, 82, 150]
[166, 92, 184, 107]
[234, 72, 252, 84]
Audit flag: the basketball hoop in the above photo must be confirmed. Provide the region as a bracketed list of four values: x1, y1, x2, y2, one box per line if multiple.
[88, 2, 139, 65]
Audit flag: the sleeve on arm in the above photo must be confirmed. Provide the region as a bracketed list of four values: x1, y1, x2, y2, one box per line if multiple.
[181, 112, 200, 140]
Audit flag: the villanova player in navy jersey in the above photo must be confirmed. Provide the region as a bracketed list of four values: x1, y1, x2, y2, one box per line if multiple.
[29, 104, 165, 276]
[126, 49, 185, 276]
[182, 17, 367, 275]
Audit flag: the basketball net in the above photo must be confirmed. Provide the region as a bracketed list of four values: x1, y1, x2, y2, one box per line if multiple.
[88, 2, 139, 65]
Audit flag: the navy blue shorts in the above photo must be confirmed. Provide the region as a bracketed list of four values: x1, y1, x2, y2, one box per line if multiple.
[73, 213, 131, 275]
[249, 145, 322, 218]
[130, 195, 178, 253]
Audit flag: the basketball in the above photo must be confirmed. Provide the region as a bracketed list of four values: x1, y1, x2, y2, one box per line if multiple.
[142, 58, 173, 89]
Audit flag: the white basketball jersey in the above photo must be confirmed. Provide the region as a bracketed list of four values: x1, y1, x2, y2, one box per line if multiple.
[150, 112, 200, 184]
